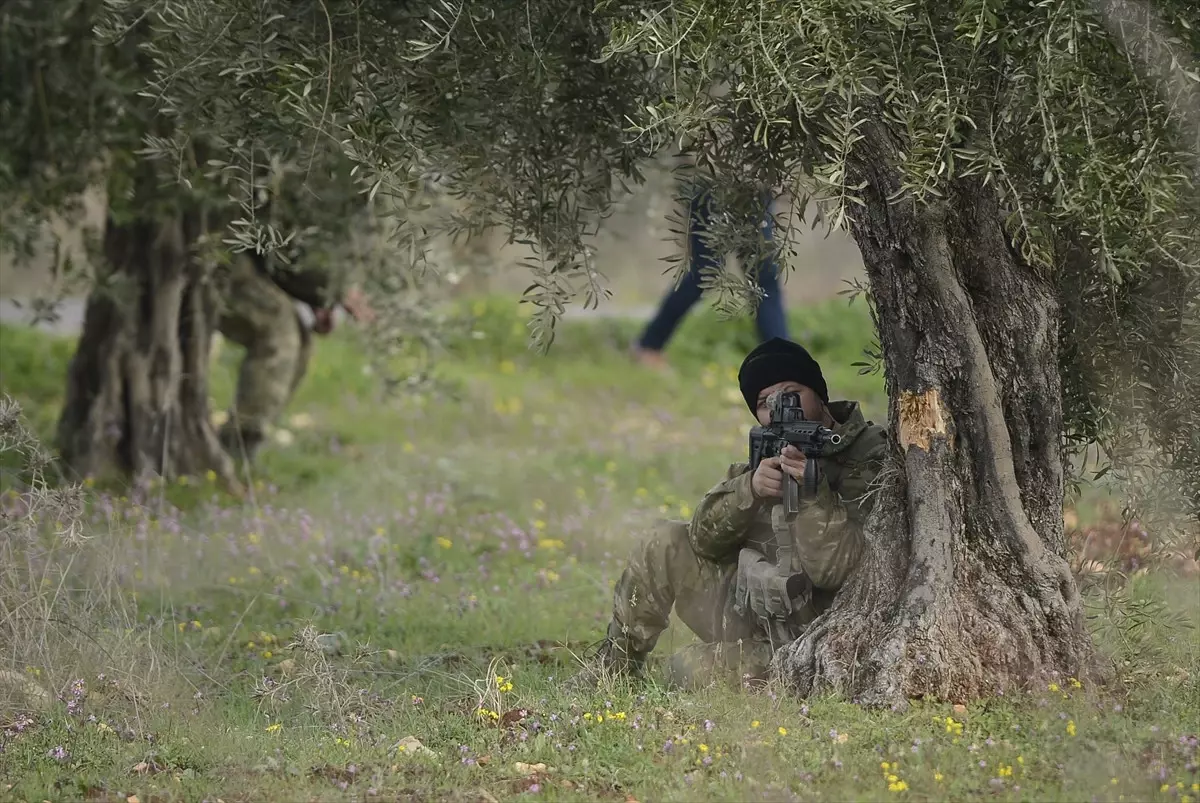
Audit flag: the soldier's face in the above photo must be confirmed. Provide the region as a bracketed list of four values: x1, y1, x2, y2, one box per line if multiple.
[755, 381, 824, 426]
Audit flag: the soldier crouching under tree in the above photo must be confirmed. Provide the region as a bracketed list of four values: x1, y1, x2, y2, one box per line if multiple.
[579, 338, 890, 689]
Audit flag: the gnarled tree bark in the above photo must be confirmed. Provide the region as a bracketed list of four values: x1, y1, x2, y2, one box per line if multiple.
[55, 201, 239, 490]
[775, 123, 1093, 705]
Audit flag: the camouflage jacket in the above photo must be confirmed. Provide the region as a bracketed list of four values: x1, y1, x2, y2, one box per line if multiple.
[688, 401, 889, 623]
[250, 251, 342, 310]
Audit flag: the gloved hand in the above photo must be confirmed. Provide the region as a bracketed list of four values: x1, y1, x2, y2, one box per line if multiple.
[733, 548, 811, 622]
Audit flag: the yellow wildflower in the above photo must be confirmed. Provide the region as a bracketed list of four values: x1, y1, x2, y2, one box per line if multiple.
[934, 772, 944, 782]
[1066, 719, 1076, 737]
[436, 536, 452, 549]
[881, 762, 891, 771]
[888, 780, 908, 792]
[1016, 756, 1024, 765]
[265, 723, 282, 733]
[1048, 682, 1059, 692]
[1069, 677, 1082, 689]
[778, 727, 788, 736]
[751, 720, 760, 729]
[888, 774, 899, 783]
[699, 744, 709, 753]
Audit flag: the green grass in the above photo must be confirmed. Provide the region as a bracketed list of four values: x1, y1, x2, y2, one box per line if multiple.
[1, 298, 1197, 803]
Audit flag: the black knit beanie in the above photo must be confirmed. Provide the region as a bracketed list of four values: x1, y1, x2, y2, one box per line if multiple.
[737, 337, 829, 415]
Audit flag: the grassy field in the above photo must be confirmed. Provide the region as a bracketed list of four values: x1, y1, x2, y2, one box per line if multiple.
[0, 298, 1197, 803]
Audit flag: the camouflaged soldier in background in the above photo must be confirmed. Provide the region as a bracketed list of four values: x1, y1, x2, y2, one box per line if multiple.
[584, 338, 889, 690]
[216, 251, 372, 463]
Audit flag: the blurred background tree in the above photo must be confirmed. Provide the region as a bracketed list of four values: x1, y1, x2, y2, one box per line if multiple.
[0, 0, 367, 487]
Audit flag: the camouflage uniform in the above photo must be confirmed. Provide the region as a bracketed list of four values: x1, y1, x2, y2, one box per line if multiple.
[216, 253, 339, 460]
[603, 401, 888, 689]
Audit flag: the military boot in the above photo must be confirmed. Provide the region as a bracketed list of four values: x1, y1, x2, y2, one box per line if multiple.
[219, 423, 265, 465]
[665, 640, 774, 691]
[566, 633, 648, 691]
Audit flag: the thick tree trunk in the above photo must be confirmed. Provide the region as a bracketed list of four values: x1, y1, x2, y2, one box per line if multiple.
[775, 123, 1093, 705]
[55, 208, 240, 490]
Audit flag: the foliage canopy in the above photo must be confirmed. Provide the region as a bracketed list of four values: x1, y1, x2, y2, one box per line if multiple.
[3, 0, 1199, 522]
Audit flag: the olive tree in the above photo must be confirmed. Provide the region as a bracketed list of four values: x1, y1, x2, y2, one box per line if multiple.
[1, 1, 364, 487]
[110, 0, 1199, 703]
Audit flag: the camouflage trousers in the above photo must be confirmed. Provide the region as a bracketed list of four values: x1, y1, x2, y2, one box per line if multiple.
[607, 520, 777, 690]
[216, 257, 313, 460]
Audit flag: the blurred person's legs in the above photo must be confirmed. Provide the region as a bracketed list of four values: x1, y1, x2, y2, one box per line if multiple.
[216, 256, 309, 464]
[634, 191, 712, 365]
[748, 195, 790, 343]
[634, 188, 788, 368]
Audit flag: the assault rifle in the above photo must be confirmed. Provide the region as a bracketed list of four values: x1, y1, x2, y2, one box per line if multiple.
[748, 391, 842, 520]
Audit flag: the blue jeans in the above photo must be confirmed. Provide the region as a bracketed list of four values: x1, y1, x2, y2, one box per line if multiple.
[637, 188, 789, 351]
